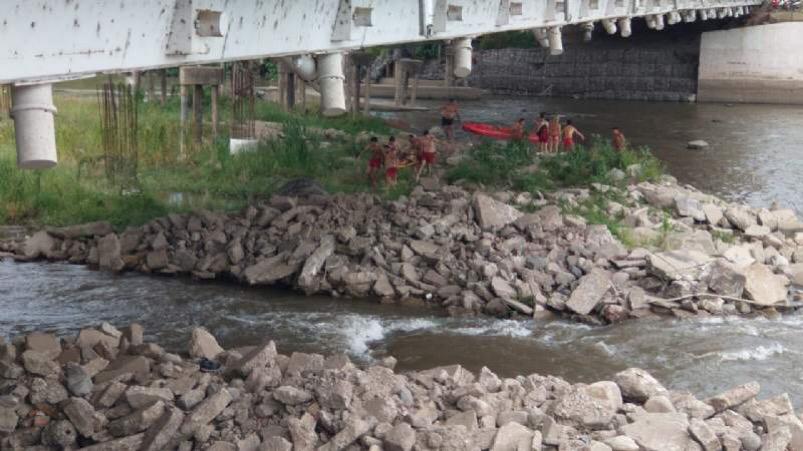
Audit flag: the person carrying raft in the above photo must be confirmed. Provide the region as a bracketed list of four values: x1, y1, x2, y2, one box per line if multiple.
[534, 112, 549, 153]
[562, 119, 585, 151]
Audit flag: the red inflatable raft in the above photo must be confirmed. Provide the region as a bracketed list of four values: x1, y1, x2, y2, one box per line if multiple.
[462, 122, 540, 144]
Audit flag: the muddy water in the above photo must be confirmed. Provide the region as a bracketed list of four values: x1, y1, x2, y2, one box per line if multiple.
[389, 97, 803, 214]
[3, 260, 802, 406]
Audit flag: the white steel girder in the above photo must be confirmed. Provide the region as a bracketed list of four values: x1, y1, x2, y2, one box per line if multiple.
[0, 0, 760, 85]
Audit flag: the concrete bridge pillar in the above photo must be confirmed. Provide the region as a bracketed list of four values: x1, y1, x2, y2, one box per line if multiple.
[10, 83, 58, 169]
[618, 18, 632, 37]
[548, 27, 563, 56]
[318, 53, 347, 117]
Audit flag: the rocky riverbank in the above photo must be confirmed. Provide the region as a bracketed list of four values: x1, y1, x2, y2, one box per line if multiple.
[0, 323, 800, 450]
[2, 174, 803, 325]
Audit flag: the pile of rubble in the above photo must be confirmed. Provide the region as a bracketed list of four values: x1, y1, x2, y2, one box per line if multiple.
[0, 323, 800, 450]
[3, 175, 803, 324]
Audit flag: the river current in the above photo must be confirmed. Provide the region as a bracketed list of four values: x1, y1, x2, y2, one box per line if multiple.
[3, 96, 803, 408]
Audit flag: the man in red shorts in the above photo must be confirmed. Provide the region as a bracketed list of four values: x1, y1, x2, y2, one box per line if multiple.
[365, 137, 383, 188]
[534, 112, 549, 153]
[562, 119, 585, 151]
[416, 130, 437, 182]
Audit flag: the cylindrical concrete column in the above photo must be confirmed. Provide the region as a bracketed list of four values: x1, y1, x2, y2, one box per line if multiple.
[618, 18, 632, 37]
[532, 28, 549, 48]
[683, 10, 696, 22]
[654, 14, 665, 30]
[646, 15, 657, 29]
[318, 53, 347, 117]
[698, 9, 708, 21]
[10, 83, 58, 169]
[581, 22, 594, 42]
[547, 27, 563, 56]
[601, 19, 617, 35]
[452, 38, 472, 78]
[716, 8, 727, 19]
[708, 9, 717, 19]
[668, 11, 682, 25]
[288, 55, 317, 81]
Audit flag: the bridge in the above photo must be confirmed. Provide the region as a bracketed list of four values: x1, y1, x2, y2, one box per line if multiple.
[1, 0, 763, 168]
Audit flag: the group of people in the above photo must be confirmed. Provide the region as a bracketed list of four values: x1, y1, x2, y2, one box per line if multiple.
[364, 131, 438, 188]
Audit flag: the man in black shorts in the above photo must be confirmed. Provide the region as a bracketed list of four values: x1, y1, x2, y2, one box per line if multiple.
[439, 99, 460, 141]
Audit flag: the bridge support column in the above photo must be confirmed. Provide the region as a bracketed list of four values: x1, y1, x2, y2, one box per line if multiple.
[655, 14, 665, 30]
[318, 53, 347, 117]
[601, 19, 617, 35]
[618, 18, 632, 37]
[698, 9, 708, 20]
[683, 10, 696, 22]
[10, 83, 58, 169]
[548, 27, 563, 56]
[668, 11, 682, 25]
[533, 29, 549, 48]
[452, 38, 473, 78]
[581, 22, 595, 42]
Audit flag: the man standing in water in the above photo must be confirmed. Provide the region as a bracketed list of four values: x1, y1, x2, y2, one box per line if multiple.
[416, 130, 437, 181]
[439, 99, 460, 141]
[562, 119, 585, 151]
[612, 127, 627, 151]
[534, 112, 549, 153]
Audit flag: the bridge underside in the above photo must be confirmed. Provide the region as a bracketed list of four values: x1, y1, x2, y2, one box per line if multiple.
[1, 0, 761, 85]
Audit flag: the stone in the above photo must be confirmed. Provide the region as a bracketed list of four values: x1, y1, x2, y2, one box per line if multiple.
[260, 437, 292, 451]
[702, 204, 724, 226]
[675, 197, 705, 222]
[77, 433, 145, 450]
[64, 397, 104, 437]
[620, 412, 693, 451]
[409, 240, 441, 261]
[233, 342, 277, 376]
[491, 422, 534, 451]
[140, 407, 184, 451]
[108, 401, 165, 437]
[42, 420, 77, 447]
[273, 386, 312, 405]
[95, 381, 127, 408]
[207, 442, 237, 451]
[706, 382, 760, 413]
[552, 386, 616, 428]
[491, 277, 517, 299]
[586, 381, 623, 412]
[49, 221, 114, 239]
[473, 193, 523, 231]
[65, 362, 93, 396]
[123, 324, 144, 346]
[23, 230, 56, 259]
[688, 418, 721, 451]
[98, 233, 125, 272]
[644, 395, 676, 413]
[706, 260, 746, 298]
[285, 351, 324, 375]
[603, 436, 639, 451]
[613, 368, 667, 402]
[77, 328, 120, 349]
[25, 332, 61, 359]
[723, 207, 755, 232]
[0, 407, 18, 434]
[647, 250, 712, 281]
[566, 268, 611, 315]
[188, 327, 224, 360]
[288, 413, 317, 450]
[744, 225, 770, 239]
[384, 422, 416, 451]
[687, 140, 709, 150]
[95, 355, 150, 383]
[298, 236, 335, 293]
[317, 417, 372, 451]
[21, 350, 60, 376]
[146, 249, 168, 270]
[125, 386, 174, 409]
[742, 264, 788, 305]
[316, 379, 353, 410]
[243, 254, 299, 285]
[180, 388, 232, 435]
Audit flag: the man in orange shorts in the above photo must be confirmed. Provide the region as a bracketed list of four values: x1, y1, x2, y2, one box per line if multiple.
[365, 137, 384, 188]
[562, 119, 585, 151]
[534, 112, 549, 153]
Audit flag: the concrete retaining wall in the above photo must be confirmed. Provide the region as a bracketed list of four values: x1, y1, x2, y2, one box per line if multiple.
[698, 22, 803, 104]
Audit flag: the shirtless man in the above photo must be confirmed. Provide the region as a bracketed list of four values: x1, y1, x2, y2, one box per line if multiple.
[511, 118, 526, 141]
[548, 115, 562, 153]
[562, 119, 585, 151]
[416, 130, 437, 181]
[612, 127, 626, 151]
[384, 139, 400, 187]
[439, 99, 460, 141]
[365, 137, 384, 188]
[534, 112, 549, 153]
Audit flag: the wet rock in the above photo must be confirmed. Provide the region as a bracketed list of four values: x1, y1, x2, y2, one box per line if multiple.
[188, 327, 225, 360]
[706, 381, 760, 413]
[566, 268, 612, 315]
[22, 231, 56, 259]
[706, 260, 746, 298]
[298, 236, 335, 293]
[614, 368, 667, 402]
[98, 233, 124, 272]
[65, 362, 93, 396]
[742, 264, 788, 306]
[473, 193, 523, 231]
[243, 254, 300, 285]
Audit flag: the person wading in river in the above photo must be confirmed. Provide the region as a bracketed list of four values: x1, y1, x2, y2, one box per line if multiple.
[534, 112, 549, 153]
[439, 99, 460, 141]
[562, 119, 585, 152]
[365, 137, 384, 188]
[416, 130, 437, 181]
[548, 115, 562, 154]
[612, 127, 627, 151]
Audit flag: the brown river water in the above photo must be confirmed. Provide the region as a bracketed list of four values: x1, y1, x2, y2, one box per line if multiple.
[3, 97, 803, 407]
